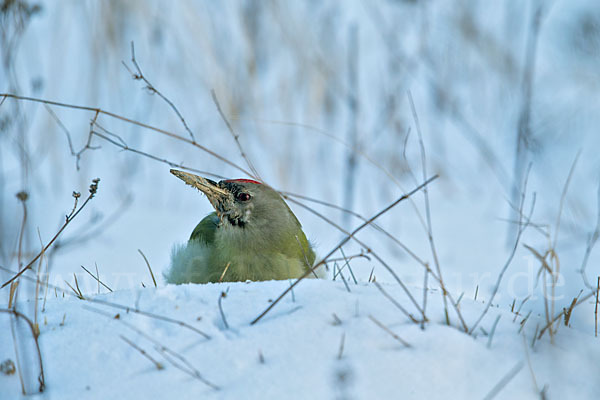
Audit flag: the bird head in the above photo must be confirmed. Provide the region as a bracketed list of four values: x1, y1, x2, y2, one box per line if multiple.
[170, 169, 296, 229]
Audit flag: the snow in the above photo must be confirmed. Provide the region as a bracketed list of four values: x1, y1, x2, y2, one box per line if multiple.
[2, 279, 599, 399]
[2, 0, 600, 398]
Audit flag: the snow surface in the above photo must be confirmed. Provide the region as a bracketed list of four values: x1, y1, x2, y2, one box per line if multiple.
[2, 279, 599, 400]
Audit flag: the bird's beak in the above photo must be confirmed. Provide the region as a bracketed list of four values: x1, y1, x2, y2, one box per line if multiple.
[170, 169, 231, 211]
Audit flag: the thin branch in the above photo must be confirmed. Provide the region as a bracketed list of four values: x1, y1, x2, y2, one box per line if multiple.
[91, 125, 225, 180]
[125, 41, 196, 142]
[0, 93, 254, 177]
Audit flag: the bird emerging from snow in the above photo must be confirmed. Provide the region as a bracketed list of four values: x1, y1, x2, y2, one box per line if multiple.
[164, 169, 316, 284]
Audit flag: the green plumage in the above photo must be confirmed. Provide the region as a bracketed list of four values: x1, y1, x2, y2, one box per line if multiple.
[164, 172, 316, 284]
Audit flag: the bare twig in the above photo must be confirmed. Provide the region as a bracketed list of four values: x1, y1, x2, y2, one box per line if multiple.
[2, 179, 100, 288]
[0, 93, 254, 177]
[125, 42, 196, 142]
[91, 125, 224, 180]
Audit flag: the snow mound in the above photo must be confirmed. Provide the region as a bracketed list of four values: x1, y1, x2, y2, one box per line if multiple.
[1, 280, 599, 399]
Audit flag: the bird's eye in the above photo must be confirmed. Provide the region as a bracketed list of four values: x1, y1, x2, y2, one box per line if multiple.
[237, 192, 251, 202]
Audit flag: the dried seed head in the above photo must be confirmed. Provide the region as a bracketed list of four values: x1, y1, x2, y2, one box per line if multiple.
[15, 191, 28, 202]
[72, 191, 81, 199]
[89, 178, 100, 195]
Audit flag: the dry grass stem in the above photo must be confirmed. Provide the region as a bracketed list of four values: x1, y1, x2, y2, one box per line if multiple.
[368, 315, 411, 348]
[218, 262, 231, 283]
[137, 249, 157, 288]
[487, 315, 501, 348]
[218, 290, 229, 330]
[373, 282, 419, 324]
[408, 90, 452, 327]
[80, 265, 113, 292]
[120, 335, 164, 370]
[337, 333, 346, 360]
[482, 362, 524, 400]
[594, 276, 600, 337]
